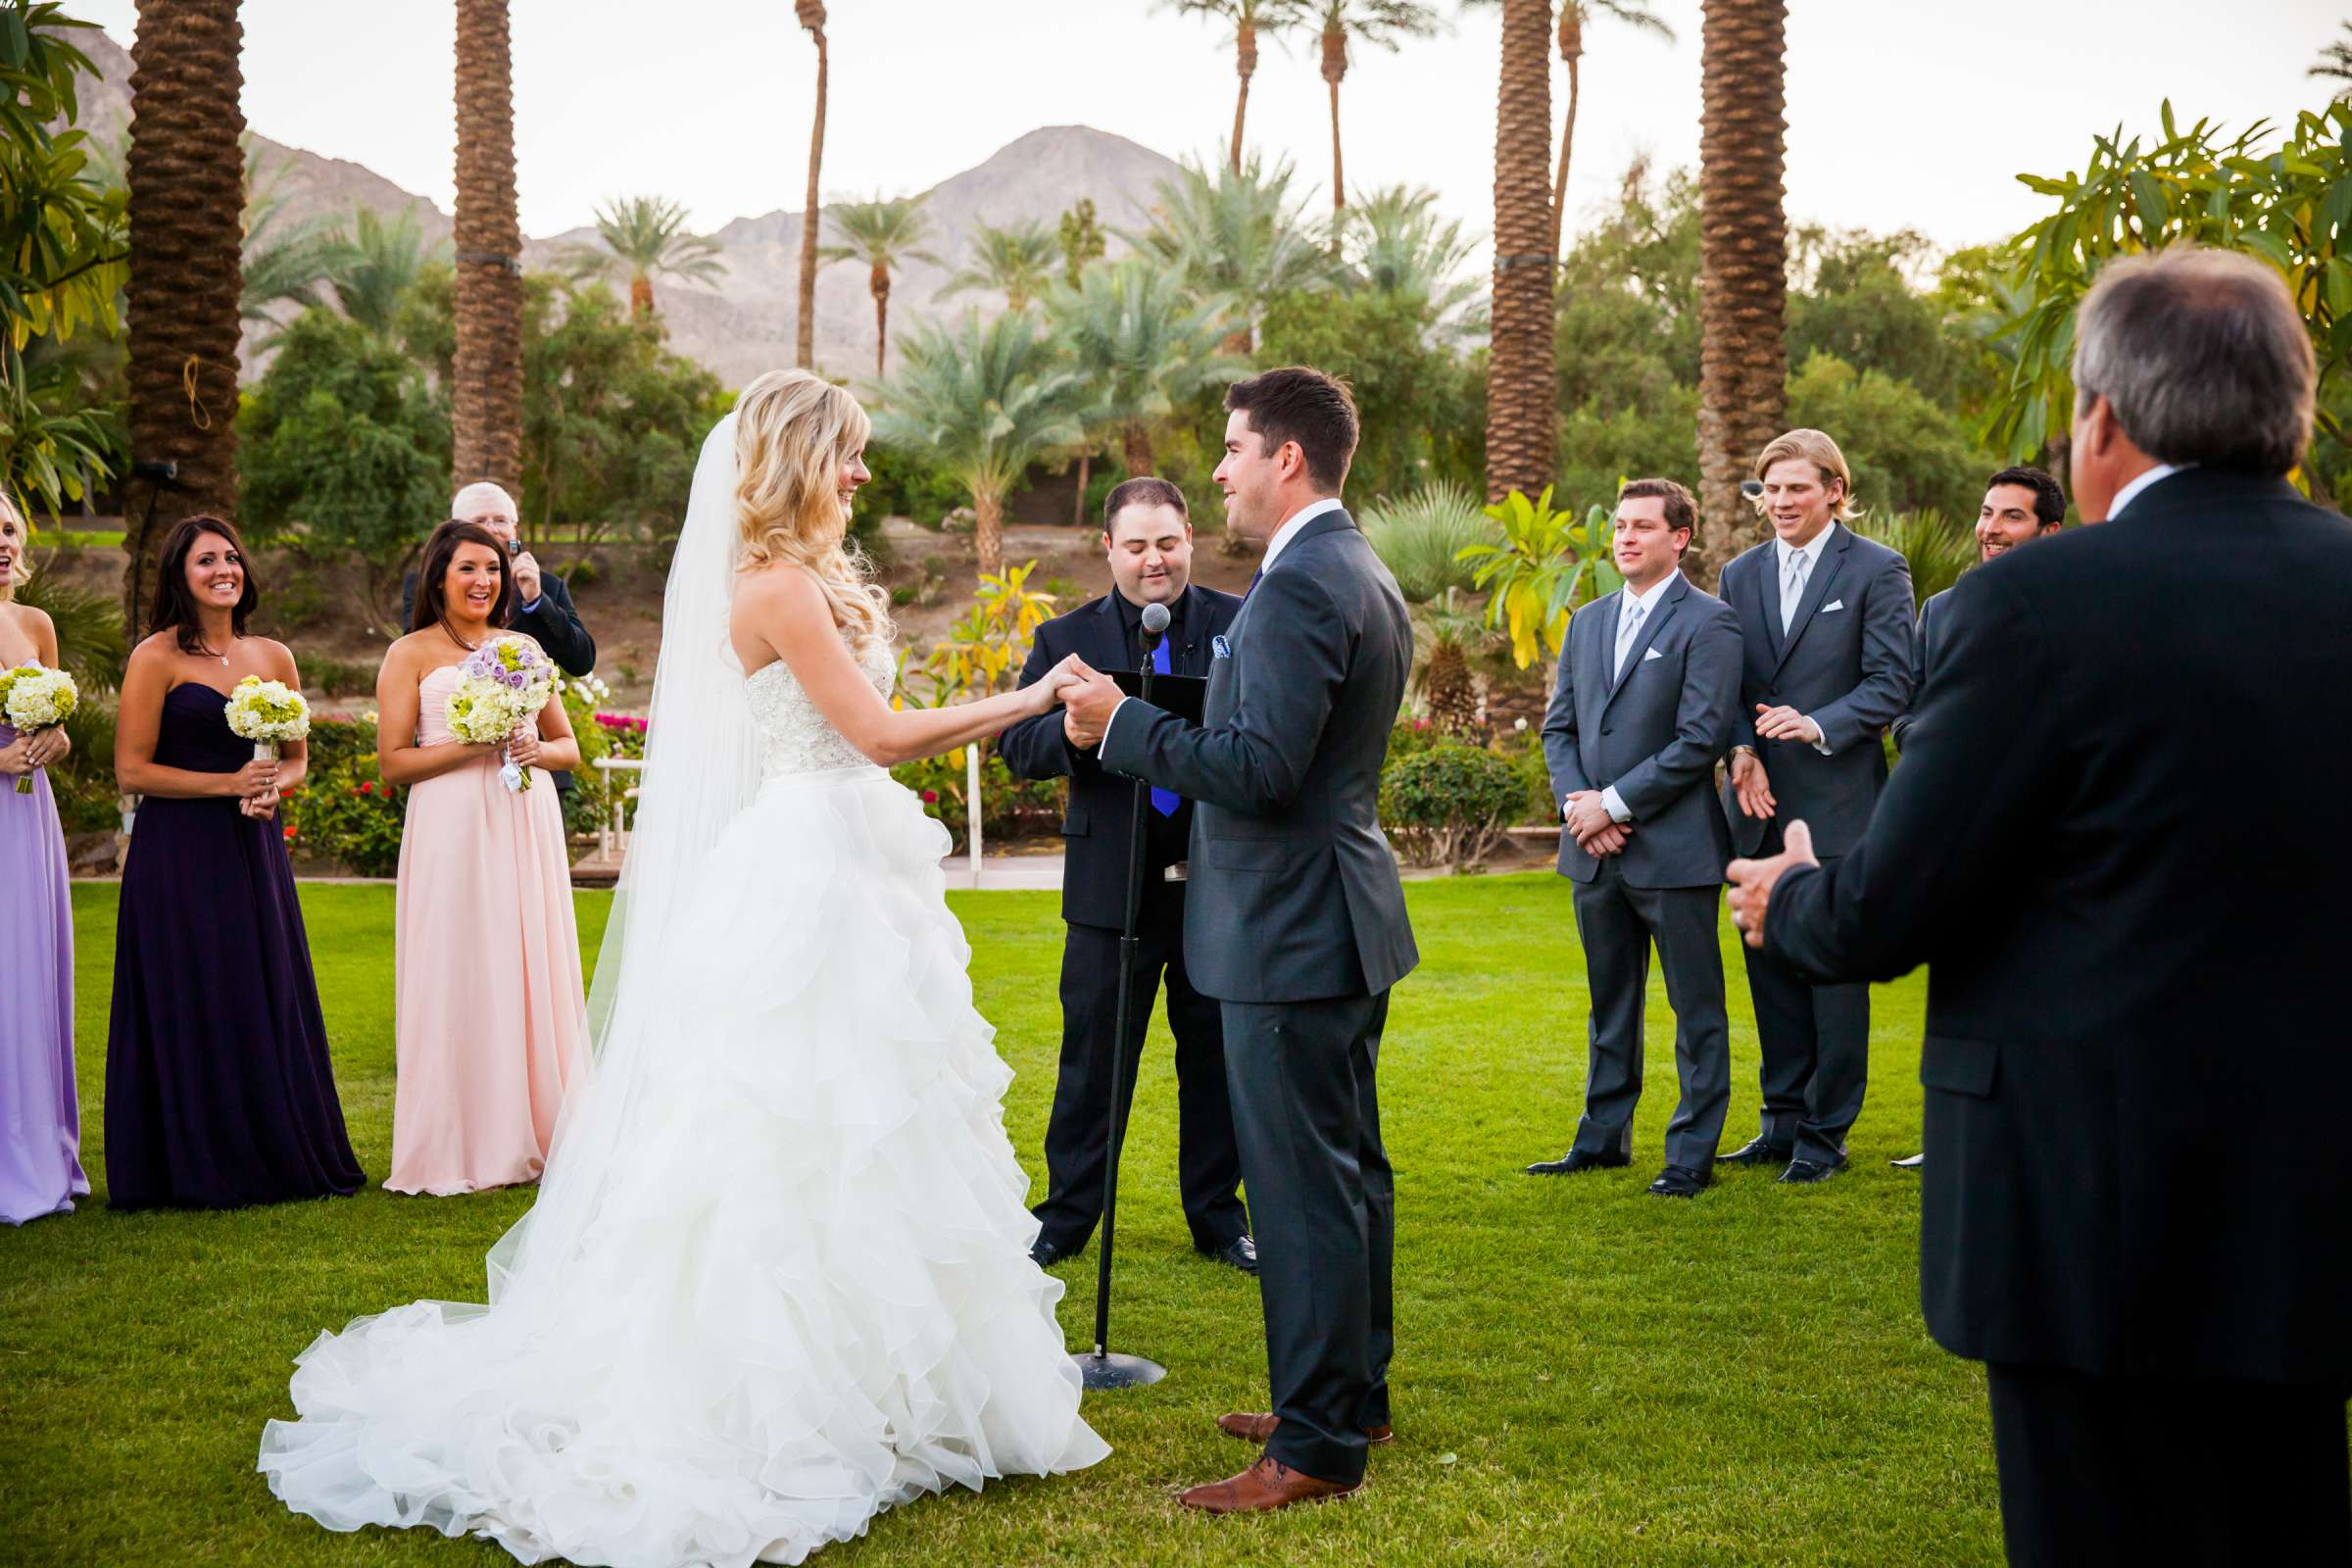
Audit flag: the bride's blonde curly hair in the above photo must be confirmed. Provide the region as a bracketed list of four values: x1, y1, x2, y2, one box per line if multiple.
[733, 368, 891, 652]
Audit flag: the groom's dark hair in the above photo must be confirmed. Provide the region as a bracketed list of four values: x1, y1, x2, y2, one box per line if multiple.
[1226, 367, 1358, 493]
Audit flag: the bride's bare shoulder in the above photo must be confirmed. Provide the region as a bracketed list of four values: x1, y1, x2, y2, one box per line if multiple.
[734, 560, 824, 612]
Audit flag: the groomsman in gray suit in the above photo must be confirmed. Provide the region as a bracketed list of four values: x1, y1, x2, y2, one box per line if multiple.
[1529, 479, 1742, 1197]
[1715, 430, 1915, 1184]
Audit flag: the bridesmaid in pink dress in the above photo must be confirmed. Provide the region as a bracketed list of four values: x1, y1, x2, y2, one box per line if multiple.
[377, 521, 588, 1196]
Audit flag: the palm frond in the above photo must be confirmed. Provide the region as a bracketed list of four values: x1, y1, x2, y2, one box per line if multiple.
[1360, 481, 1497, 603]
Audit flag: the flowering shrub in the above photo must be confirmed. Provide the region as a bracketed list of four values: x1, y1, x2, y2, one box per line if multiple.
[1379, 741, 1526, 870]
[279, 715, 407, 877]
[890, 746, 1065, 848]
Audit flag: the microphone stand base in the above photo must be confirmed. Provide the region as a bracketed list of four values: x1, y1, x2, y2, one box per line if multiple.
[1073, 1350, 1168, 1391]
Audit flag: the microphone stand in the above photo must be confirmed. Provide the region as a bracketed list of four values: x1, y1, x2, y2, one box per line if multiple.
[1074, 611, 1170, 1392]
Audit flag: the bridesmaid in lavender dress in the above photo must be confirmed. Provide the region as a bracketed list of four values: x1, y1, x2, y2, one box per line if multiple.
[377, 520, 587, 1196]
[0, 496, 87, 1225]
[106, 516, 364, 1208]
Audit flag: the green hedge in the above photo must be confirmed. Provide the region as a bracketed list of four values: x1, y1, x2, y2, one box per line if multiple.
[1379, 740, 1526, 870]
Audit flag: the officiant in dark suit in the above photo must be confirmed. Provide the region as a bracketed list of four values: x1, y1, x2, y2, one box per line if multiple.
[1715, 430, 1915, 1183]
[1729, 248, 2351, 1567]
[998, 477, 1253, 1276]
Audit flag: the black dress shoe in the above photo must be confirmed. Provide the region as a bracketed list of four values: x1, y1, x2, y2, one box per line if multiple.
[1718, 1135, 1793, 1167]
[1524, 1149, 1631, 1176]
[1199, 1235, 1259, 1275]
[1777, 1156, 1847, 1185]
[1646, 1163, 1709, 1198]
[1030, 1236, 1081, 1268]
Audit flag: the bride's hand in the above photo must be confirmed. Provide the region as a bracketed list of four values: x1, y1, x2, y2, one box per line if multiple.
[1028, 655, 1094, 714]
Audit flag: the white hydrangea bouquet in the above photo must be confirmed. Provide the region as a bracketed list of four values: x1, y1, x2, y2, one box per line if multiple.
[446, 635, 559, 793]
[0, 663, 78, 795]
[223, 674, 312, 765]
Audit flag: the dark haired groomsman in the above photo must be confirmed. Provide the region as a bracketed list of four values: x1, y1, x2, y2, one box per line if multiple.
[1716, 429, 1915, 1184]
[1887, 464, 2064, 1170]
[999, 477, 1254, 1275]
[1529, 479, 1741, 1197]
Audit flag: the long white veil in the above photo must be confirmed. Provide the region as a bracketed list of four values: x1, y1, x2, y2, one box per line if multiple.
[484, 412, 755, 1298]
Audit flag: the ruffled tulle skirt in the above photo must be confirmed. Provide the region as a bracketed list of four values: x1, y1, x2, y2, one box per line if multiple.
[258, 766, 1107, 1567]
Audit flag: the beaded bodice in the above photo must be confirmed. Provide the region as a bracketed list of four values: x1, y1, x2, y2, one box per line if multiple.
[745, 637, 892, 780]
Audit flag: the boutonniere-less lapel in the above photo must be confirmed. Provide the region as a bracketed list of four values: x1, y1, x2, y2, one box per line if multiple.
[1771, 529, 1852, 675]
[1603, 578, 1686, 706]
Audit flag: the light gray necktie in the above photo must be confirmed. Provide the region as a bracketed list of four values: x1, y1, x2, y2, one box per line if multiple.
[1613, 596, 1646, 680]
[1780, 550, 1810, 635]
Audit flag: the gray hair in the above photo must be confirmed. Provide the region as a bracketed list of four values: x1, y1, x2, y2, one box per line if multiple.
[450, 481, 519, 523]
[2072, 247, 2315, 475]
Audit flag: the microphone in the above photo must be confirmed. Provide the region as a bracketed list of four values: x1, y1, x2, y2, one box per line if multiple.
[1139, 600, 1170, 656]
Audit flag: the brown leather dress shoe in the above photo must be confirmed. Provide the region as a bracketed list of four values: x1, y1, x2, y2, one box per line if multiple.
[1178, 1453, 1362, 1514]
[1216, 1411, 1395, 1446]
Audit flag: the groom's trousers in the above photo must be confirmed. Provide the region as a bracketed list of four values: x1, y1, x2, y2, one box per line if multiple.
[1221, 989, 1394, 1489]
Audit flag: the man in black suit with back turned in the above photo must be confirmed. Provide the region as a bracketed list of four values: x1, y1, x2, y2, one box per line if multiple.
[1715, 430, 1915, 1183]
[1730, 248, 2352, 1566]
[1062, 368, 1417, 1514]
[1530, 478, 1742, 1198]
[997, 477, 1254, 1277]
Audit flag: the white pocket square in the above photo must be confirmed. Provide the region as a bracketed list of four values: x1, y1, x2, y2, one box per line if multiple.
[1821, 599, 1845, 613]
[1642, 647, 1664, 662]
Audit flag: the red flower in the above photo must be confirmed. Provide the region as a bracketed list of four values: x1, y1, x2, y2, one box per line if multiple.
[282, 825, 297, 842]
[920, 789, 939, 804]
[355, 781, 372, 796]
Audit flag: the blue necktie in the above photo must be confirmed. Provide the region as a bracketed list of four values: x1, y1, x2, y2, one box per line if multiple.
[1245, 568, 1263, 600]
[1149, 636, 1179, 817]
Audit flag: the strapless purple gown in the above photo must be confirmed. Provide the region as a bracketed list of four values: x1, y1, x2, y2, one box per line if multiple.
[0, 720, 87, 1225]
[104, 684, 365, 1209]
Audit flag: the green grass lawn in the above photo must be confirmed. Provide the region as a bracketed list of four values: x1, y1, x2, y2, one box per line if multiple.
[1, 874, 1997, 1565]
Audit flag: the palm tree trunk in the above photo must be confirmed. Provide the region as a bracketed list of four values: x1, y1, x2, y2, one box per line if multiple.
[453, 0, 523, 497]
[1484, 0, 1557, 504]
[1122, 421, 1153, 477]
[1073, 448, 1093, 525]
[629, 272, 655, 317]
[1230, 21, 1256, 172]
[795, 9, 828, 368]
[123, 0, 246, 635]
[1550, 17, 1584, 259]
[1323, 25, 1348, 215]
[974, 486, 1004, 577]
[870, 267, 890, 378]
[1693, 0, 1788, 586]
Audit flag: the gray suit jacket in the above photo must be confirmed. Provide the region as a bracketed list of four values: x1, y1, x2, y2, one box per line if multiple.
[1718, 523, 1916, 858]
[1889, 586, 1948, 755]
[1542, 573, 1741, 888]
[1098, 508, 1418, 1004]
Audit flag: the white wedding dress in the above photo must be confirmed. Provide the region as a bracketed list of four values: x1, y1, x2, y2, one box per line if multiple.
[258, 416, 1106, 1567]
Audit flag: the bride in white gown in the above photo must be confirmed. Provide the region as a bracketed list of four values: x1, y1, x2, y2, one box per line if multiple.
[259, 370, 1107, 1567]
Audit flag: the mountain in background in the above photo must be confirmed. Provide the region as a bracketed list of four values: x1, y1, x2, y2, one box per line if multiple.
[70, 28, 1181, 386]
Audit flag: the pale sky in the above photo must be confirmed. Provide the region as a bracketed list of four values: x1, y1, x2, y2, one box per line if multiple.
[74, 0, 2337, 258]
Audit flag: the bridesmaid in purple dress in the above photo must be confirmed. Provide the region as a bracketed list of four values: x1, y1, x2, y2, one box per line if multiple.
[0, 496, 88, 1225]
[105, 516, 364, 1209]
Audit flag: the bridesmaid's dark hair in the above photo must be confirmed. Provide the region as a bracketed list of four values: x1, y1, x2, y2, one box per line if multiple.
[149, 515, 260, 656]
[411, 520, 515, 635]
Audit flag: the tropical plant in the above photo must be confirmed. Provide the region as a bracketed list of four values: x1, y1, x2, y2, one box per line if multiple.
[1361, 481, 1501, 733]
[794, 0, 829, 368]
[1693, 0, 1789, 582]
[820, 193, 942, 377]
[453, 0, 524, 493]
[1057, 198, 1107, 286]
[1313, 2, 1441, 215]
[1259, 282, 1485, 499]
[1, 3, 125, 352]
[1850, 507, 1977, 606]
[239, 142, 337, 325]
[871, 309, 1083, 575]
[938, 218, 1060, 314]
[323, 206, 449, 338]
[1131, 152, 1334, 352]
[1047, 259, 1242, 475]
[2313, 22, 2352, 104]
[1153, 0, 1313, 172]
[1989, 101, 2352, 487]
[13, 571, 125, 693]
[566, 194, 724, 318]
[1, 341, 117, 519]
[1340, 182, 1482, 329]
[1458, 485, 1608, 668]
[1485, 0, 1557, 504]
[921, 560, 1061, 699]
[122, 0, 248, 634]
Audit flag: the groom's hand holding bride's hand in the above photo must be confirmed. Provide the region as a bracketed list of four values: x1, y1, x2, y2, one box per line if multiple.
[1060, 663, 1125, 750]
[1727, 818, 1818, 949]
[1025, 654, 1098, 717]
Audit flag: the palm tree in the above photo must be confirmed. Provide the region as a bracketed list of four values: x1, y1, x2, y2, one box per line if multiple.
[2314, 20, 2352, 102]
[324, 206, 448, 338]
[872, 310, 1083, 576]
[1467, 0, 1677, 256]
[1483, 0, 1556, 503]
[795, 0, 829, 367]
[1361, 481, 1502, 733]
[1058, 199, 1107, 287]
[1342, 183, 1482, 328]
[1314, 2, 1442, 217]
[567, 195, 725, 318]
[123, 0, 247, 632]
[1131, 152, 1334, 354]
[1154, 0, 1313, 172]
[241, 142, 337, 324]
[820, 194, 942, 378]
[1693, 0, 1788, 581]
[1048, 260, 1244, 476]
[938, 219, 1060, 314]
[453, 0, 523, 492]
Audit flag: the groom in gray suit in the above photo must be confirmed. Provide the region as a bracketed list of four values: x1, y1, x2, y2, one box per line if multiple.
[1062, 367, 1416, 1514]
[1530, 479, 1741, 1197]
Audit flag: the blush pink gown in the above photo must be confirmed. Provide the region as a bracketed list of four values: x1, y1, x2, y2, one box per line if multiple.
[388, 663, 588, 1196]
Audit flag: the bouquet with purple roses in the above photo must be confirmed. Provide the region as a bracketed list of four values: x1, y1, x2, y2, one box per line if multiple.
[445, 636, 560, 793]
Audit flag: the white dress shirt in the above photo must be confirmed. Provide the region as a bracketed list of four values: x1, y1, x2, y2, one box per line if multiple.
[2107, 464, 2185, 521]
[1772, 523, 1838, 756]
[1098, 495, 1348, 755]
[1591, 570, 1681, 825]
